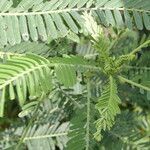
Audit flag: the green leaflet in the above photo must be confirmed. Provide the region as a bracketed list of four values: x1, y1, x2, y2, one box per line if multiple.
[94, 76, 121, 141]
[55, 65, 77, 87]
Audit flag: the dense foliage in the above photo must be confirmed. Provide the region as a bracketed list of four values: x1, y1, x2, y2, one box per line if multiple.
[0, 0, 150, 150]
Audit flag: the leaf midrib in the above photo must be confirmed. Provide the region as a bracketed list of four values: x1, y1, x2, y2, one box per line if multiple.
[0, 64, 48, 90]
[0, 62, 99, 90]
[24, 132, 68, 141]
[0, 7, 149, 16]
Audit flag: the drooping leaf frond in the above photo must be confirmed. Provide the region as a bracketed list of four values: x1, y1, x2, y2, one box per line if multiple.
[0, 122, 69, 150]
[0, 53, 97, 117]
[24, 122, 69, 150]
[0, 53, 52, 116]
[0, 0, 149, 46]
[94, 76, 121, 141]
[94, 0, 150, 30]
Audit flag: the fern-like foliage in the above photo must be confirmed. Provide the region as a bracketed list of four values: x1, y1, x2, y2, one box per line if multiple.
[0, 53, 97, 117]
[66, 107, 95, 150]
[0, 92, 70, 150]
[94, 76, 121, 141]
[66, 82, 96, 150]
[0, 122, 69, 150]
[0, 42, 50, 59]
[24, 122, 69, 150]
[0, 38, 77, 60]
[101, 111, 150, 150]
[0, 0, 149, 47]
[0, 54, 52, 116]
[94, 0, 150, 30]
[0, 1, 150, 149]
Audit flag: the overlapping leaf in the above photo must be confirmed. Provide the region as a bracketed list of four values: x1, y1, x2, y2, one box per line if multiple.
[0, 54, 52, 116]
[0, 53, 97, 117]
[0, 0, 149, 47]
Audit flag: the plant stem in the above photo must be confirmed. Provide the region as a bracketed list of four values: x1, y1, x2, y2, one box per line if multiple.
[24, 132, 68, 141]
[86, 79, 91, 150]
[118, 76, 150, 91]
[123, 66, 150, 71]
[129, 40, 150, 55]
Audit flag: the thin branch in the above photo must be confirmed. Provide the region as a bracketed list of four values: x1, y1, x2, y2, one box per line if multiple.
[118, 76, 150, 91]
[86, 79, 91, 150]
[24, 132, 68, 141]
[129, 40, 150, 55]
[123, 66, 150, 71]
